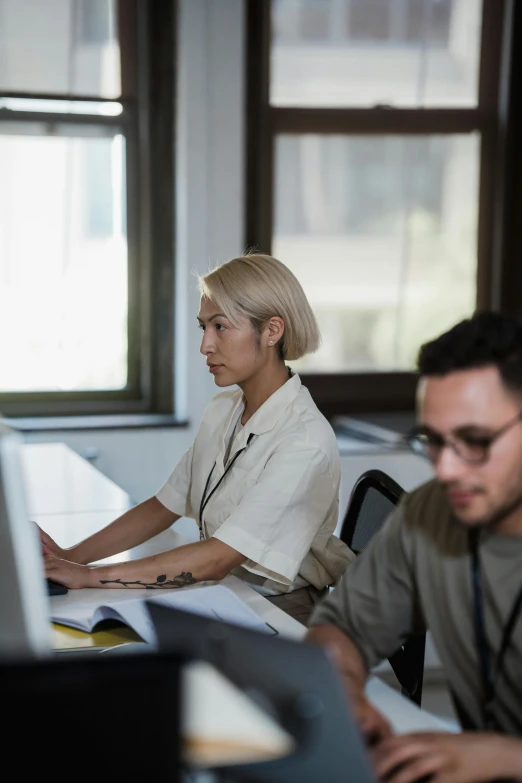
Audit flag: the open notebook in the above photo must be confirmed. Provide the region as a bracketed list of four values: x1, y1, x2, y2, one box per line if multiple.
[50, 583, 278, 645]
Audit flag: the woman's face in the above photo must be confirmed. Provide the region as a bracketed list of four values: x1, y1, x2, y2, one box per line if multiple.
[198, 297, 269, 387]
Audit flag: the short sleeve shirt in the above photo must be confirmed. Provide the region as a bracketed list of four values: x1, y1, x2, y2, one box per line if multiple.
[156, 373, 354, 595]
[309, 480, 522, 735]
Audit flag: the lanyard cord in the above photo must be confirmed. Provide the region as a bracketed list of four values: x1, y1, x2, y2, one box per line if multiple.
[469, 530, 522, 728]
[199, 433, 254, 532]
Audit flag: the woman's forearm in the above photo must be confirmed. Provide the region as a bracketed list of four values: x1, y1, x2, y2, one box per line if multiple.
[81, 537, 246, 588]
[69, 497, 180, 564]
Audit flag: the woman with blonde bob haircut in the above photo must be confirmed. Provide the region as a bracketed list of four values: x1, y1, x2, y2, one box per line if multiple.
[39, 253, 353, 625]
[200, 253, 320, 362]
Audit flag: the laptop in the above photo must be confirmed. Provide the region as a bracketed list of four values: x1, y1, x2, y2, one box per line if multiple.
[0, 421, 51, 661]
[147, 599, 378, 783]
[1, 648, 183, 779]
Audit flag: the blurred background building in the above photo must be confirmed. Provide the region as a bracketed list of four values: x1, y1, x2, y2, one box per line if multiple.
[271, 0, 480, 374]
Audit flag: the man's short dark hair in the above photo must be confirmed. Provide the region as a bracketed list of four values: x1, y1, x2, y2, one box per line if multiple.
[417, 311, 522, 396]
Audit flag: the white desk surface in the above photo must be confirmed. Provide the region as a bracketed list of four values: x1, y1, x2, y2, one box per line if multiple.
[29, 441, 452, 768]
[22, 442, 133, 517]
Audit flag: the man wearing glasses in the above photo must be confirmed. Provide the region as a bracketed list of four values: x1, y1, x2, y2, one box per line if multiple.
[307, 311, 522, 783]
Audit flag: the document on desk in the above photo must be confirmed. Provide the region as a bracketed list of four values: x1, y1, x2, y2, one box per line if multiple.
[365, 677, 461, 734]
[50, 584, 277, 645]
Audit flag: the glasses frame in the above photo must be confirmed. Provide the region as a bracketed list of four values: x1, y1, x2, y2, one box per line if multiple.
[404, 411, 522, 465]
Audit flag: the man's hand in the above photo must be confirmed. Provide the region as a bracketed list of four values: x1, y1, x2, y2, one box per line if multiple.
[372, 730, 521, 783]
[44, 554, 93, 590]
[350, 689, 393, 746]
[305, 624, 393, 744]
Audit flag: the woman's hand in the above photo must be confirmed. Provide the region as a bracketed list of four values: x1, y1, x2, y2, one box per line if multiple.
[44, 554, 93, 590]
[371, 730, 520, 783]
[36, 523, 67, 560]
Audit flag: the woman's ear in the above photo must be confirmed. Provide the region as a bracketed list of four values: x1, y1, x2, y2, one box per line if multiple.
[266, 316, 285, 348]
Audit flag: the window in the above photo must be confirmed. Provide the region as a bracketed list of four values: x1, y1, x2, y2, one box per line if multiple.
[247, 0, 508, 416]
[0, 0, 176, 418]
[273, 0, 454, 47]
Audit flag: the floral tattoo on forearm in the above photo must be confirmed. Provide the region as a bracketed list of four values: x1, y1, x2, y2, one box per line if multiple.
[99, 571, 198, 589]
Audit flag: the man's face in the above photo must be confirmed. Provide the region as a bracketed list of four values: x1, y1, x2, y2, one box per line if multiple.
[417, 365, 522, 531]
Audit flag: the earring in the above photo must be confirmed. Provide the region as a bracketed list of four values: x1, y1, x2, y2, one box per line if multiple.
[269, 340, 274, 345]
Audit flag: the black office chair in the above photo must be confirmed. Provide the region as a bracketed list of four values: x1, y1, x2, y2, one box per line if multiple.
[340, 469, 426, 707]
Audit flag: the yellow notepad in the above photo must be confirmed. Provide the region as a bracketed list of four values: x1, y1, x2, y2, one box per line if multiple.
[52, 622, 142, 650]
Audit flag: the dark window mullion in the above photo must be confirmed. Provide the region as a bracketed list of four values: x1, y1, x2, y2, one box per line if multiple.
[0, 91, 123, 103]
[118, 0, 140, 405]
[301, 372, 419, 418]
[2, 396, 152, 419]
[245, 0, 272, 252]
[118, 0, 139, 102]
[478, 0, 506, 114]
[476, 0, 510, 309]
[273, 107, 484, 135]
[124, 116, 142, 398]
[147, 0, 176, 414]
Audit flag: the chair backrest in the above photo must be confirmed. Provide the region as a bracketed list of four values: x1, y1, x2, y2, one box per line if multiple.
[340, 469, 405, 554]
[340, 469, 425, 707]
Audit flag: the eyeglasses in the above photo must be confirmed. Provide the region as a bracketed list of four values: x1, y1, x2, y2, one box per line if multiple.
[404, 411, 522, 465]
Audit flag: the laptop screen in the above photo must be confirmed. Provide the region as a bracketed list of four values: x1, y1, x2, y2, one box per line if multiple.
[0, 420, 51, 661]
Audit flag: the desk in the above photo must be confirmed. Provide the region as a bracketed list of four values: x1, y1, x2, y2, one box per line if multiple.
[21, 442, 133, 516]
[25, 441, 453, 769]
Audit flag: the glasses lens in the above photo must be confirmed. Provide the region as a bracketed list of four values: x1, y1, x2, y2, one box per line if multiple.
[453, 437, 489, 464]
[407, 433, 440, 461]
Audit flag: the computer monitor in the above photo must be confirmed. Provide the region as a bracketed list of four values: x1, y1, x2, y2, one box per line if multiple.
[148, 600, 377, 783]
[0, 420, 51, 660]
[1, 648, 183, 779]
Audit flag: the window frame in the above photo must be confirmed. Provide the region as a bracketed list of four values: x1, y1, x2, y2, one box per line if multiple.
[0, 0, 176, 419]
[245, 0, 510, 418]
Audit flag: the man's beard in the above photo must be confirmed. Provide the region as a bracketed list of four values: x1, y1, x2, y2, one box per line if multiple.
[447, 485, 522, 531]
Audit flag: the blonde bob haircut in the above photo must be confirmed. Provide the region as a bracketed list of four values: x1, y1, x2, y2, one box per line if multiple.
[198, 254, 320, 361]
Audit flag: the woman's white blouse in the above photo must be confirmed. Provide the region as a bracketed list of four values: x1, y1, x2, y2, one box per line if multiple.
[156, 373, 354, 594]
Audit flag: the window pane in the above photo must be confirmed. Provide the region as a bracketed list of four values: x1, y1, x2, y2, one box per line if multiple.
[271, 0, 482, 107]
[0, 97, 123, 115]
[0, 0, 120, 98]
[0, 126, 128, 391]
[273, 133, 479, 372]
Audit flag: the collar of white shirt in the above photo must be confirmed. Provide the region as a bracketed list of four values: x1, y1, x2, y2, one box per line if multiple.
[219, 373, 302, 465]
